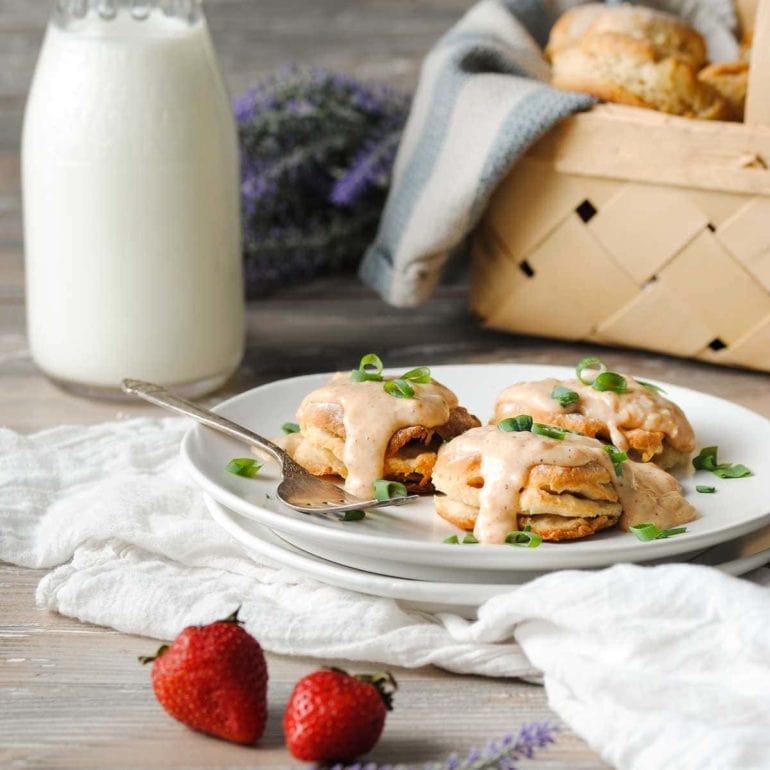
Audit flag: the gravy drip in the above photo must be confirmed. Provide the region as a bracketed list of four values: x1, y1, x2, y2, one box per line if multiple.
[297, 373, 458, 498]
[494, 377, 695, 452]
[616, 461, 696, 530]
[436, 425, 696, 544]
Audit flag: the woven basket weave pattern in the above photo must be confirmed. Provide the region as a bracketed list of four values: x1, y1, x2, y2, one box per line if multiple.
[472, 152, 770, 372]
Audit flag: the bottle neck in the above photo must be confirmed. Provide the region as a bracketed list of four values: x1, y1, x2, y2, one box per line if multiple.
[53, 0, 202, 27]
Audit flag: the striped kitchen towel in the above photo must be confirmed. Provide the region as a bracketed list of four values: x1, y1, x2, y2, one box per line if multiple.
[359, 0, 738, 307]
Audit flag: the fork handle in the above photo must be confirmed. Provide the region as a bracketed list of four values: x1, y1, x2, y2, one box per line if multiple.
[121, 379, 286, 464]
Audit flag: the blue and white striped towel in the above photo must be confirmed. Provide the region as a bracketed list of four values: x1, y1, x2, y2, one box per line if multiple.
[359, 0, 738, 307]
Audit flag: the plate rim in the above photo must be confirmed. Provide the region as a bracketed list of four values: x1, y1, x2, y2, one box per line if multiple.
[206, 494, 770, 608]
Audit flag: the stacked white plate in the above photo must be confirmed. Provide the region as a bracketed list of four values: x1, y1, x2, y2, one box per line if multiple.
[182, 364, 770, 617]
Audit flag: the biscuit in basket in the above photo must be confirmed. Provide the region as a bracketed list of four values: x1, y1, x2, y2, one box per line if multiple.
[550, 32, 732, 119]
[546, 2, 707, 69]
[285, 371, 480, 498]
[698, 61, 749, 120]
[491, 376, 696, 469]
[546, 3, 732, 120]
[431, 425, 695, 544]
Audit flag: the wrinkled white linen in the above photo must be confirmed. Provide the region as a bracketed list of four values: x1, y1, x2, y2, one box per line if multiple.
[2, 417, 769, 769]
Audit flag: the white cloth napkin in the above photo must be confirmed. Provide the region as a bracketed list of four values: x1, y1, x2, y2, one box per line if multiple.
[2, 417, 770, 769]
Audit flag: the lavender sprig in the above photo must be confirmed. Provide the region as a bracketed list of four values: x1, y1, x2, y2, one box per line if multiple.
[322, 722, 559, 770]
[236, 66, 409, 295]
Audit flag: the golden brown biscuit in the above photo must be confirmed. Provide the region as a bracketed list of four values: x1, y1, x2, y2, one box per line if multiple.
[492, 376, 696, 469]
[740, 30, 752, 62]
[698, 61, 748, 120]
[285, 372, 480, 496]
[431, 425, 695, 544]
[550, 32, 732, 120]
[546, 2, 707, 69]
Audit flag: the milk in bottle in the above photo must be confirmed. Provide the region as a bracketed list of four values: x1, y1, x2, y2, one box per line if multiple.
[22, 0, 244, 397]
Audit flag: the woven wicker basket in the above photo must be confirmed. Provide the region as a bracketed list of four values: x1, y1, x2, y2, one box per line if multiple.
[471, 0, 770, 372]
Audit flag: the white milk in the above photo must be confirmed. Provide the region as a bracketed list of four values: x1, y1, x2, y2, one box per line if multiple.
[22, 7, 244, 395]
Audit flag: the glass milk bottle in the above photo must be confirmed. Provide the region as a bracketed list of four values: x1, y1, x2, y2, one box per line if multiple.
[22, 0, 244, 398]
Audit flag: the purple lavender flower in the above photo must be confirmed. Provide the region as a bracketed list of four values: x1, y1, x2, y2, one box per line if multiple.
[235, 67, 408, 296]
[321, 721, 559, 770]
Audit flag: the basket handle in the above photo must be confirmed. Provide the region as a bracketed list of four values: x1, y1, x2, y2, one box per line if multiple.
[745, 0, 770, 124]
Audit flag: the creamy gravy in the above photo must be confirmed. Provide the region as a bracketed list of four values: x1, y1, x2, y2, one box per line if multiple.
[617, 461, 696, 530]
[435, 425, 695, 544]
[494, 377, 695, 453]
[296, 373, 458, 498]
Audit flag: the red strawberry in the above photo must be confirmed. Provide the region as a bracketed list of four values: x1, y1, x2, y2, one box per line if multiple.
[283, 667, 396, 762]
[140, 608, 267, 745]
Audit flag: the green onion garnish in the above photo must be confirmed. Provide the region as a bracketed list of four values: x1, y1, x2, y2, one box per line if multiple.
[575, 356, 629, 394]
[383, 378, 415, 399]
[373, 479, 408, 502]
[505, 526, 543, 548]
[692, 446, 752, 479]
[351, 353, 384, 382]
[531, 423, 567, 440]
[603, 445, 628, 476]
[443, 535, 459, 544]
[592, 371, 628, 394]
[341, 510, 366, 522]
[636, 379, 666, 394]
[696, 485, 716, 493]
[712, 465, 752, 479]
[462, 534, 479, 544]
[281, 422, 300, 434]
[400, 366, 432, 384]
[630, 522, 687, 541]
[497, 415, 533, 432]
[551, 384, 579, 407]
[576, 356, 607, 385]
[225, 458, 262, 478]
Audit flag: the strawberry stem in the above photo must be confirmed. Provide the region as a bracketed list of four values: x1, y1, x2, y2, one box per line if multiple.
[138, 644, 169, 665]
[222, 607, 244, 625]
[356, 671, 398, 711]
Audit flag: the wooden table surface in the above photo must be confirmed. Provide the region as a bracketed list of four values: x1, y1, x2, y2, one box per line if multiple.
[2, 3, 769, 769]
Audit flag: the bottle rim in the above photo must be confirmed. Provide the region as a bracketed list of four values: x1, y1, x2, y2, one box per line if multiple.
[53, 0, 202, 26]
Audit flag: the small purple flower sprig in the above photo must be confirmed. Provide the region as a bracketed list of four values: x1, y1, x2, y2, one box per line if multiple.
[321, 722, 560, 770]
[235, 67, 409, 296]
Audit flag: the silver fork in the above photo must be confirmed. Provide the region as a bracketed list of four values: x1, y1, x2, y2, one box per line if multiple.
[121, 379, 419, 515]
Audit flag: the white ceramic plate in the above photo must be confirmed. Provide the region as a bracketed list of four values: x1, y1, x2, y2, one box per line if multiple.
[181, 364, 770, 581]
[205, 495, 770, 619]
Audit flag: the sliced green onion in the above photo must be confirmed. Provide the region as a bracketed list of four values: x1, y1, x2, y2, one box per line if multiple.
[383, 379, 415, 399]
[443, 535, 459, 544]
[400, 366, 431, 384]
[462, 534, 479, 544]
[696, 485, 716, 493]
[592, 371, 628, 394]
[692, 446, 752, 478]
[712, 464, 752, 479]
[373, 479, 408, 502]
[225, 458, 262, 478]
[603, 445, 628, 476]
[693, 446, 719, 471]
[576, 356, 607, 385]
[505, 526, 543, 548]
[351, 353, 384, 382]
[636, 379, 666, 394]
[341, 510, 366, 522]
[551, 384, 579, 408]
[531, 423, 567, 440]
[498, 415, 533, 432]
[630, 522, 687, 541]
[281, 422, 300, 434]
